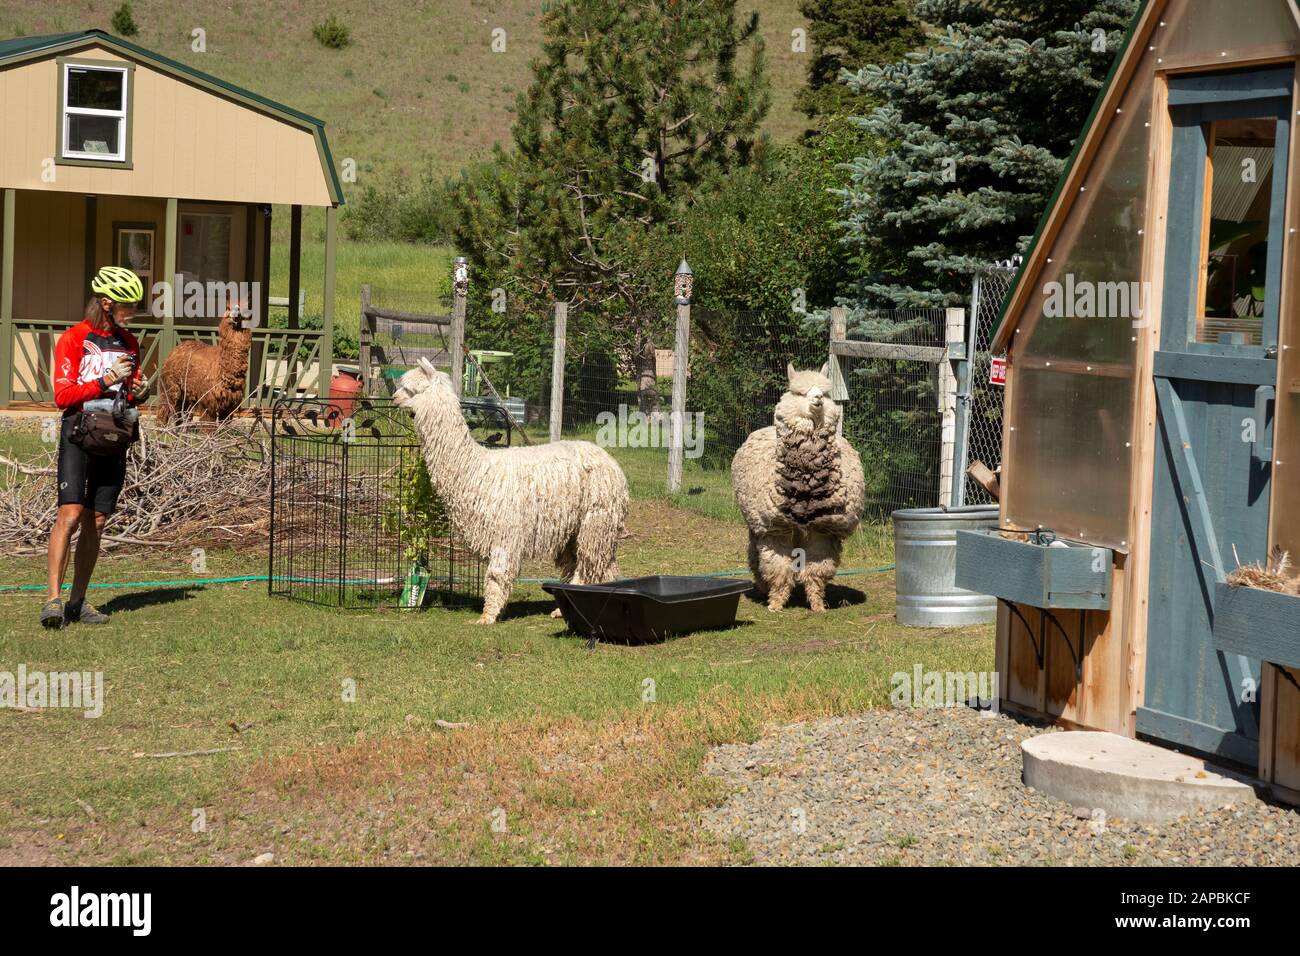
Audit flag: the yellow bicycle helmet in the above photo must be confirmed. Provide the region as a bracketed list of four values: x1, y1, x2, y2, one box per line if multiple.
[91, 265, 144, 304]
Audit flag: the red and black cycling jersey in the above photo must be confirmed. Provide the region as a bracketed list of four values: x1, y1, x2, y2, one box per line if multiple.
[53, 320, 142, 416]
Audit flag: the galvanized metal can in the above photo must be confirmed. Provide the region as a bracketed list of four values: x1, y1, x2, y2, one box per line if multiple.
[892, 506, 999, 627]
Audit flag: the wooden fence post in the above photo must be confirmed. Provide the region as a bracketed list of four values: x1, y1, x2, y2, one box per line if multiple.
[450, 257, 467, 398]
[358, 284, 372, 396]
[162, 197, 178, 357]
[0, 189, 14, 407]
[667, 300, 691, 493]
[939, 306, 965, 508]
[550, 301, 567, 443]
[829, 306, 847, 438]
[321, 206, 337, 399]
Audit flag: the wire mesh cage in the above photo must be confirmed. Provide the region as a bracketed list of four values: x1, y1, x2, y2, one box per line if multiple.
[268, 396, 505, 609]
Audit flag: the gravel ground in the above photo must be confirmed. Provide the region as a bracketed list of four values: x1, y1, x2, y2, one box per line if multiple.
[701, 707, 1300, 866]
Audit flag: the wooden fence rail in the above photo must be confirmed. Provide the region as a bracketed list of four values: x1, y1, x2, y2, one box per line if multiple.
[358, 284, 464, 397]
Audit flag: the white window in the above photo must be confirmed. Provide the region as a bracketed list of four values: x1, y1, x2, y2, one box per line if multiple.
[61, 63, 129, 162]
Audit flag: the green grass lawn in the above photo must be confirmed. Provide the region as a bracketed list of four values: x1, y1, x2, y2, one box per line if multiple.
[267, 236, 453, 339]
[0, 428, 991, 864]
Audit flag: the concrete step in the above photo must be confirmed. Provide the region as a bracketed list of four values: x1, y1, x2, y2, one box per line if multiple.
[1022, 731, 1258, 823]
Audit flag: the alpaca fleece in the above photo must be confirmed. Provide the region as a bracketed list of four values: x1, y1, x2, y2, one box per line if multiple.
[775, 418, 849, 526]
[732, 365, 865, 612]
[157, 311, 252, 423]
[395, 359, 629, 624]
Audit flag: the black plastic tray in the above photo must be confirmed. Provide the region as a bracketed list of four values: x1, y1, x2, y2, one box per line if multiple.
[542, 575, 751, 643]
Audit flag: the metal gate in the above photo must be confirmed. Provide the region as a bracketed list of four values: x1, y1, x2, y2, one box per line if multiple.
[953, 262, 1018, 507]
[831, 309, 948, 518]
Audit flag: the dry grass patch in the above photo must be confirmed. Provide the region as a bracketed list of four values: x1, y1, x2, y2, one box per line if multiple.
[233, 686, 858, 865]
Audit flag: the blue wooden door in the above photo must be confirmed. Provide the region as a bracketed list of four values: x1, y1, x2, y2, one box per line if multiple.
[1141, 67, 1293, 765]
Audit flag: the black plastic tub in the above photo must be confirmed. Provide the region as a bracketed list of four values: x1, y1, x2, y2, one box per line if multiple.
[542, 575, 752, 643]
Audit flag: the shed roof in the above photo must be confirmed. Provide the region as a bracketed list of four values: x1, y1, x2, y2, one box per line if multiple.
[992, 0, 1300, 354]
[0, 29, 344, 205]
[990, 0, 1153, 354]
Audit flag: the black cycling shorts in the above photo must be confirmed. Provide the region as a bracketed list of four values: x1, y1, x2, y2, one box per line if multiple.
[56, 415, 128, 514]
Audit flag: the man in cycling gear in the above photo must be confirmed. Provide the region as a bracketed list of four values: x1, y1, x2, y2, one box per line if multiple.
[42, 266, 152, 629]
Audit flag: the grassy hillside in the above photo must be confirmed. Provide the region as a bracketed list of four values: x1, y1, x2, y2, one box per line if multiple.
[1, 0, 814, 192]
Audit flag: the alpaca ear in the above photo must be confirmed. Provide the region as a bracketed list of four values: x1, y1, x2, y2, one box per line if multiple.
[419, 357, 437, 376]
[819, 362, 830, 377]
[787, 362, 796, 386]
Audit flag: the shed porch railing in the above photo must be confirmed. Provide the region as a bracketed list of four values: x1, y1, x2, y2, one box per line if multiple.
[4, 316, 327, 409]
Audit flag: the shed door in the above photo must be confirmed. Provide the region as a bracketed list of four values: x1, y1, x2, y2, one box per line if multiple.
[1141, 66, 1293, 766]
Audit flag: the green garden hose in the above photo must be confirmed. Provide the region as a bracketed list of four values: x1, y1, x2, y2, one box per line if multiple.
[0, 566, 895, 593]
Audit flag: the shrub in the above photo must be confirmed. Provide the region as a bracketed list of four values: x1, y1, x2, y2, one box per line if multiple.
[312, 14, 351, 50]
[340, 165, 457, 245]
[111, 2, 139, 37]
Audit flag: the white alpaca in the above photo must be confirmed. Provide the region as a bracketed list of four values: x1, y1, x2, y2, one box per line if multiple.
[393, 358, 629, 624]
[731, 363, 865, 612]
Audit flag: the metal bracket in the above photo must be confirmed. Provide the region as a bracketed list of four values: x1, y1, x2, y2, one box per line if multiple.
[1000, 599, 1084, 682]
[1000, 599, 1042, 668]
[1042, 607, 1085, 683]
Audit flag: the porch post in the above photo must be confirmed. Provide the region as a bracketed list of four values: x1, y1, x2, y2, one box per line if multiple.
[321, 205, 337, 397]
[162, 197, 178, 355]
[288, 204, 302, 329]
[1, 189, 14, 406]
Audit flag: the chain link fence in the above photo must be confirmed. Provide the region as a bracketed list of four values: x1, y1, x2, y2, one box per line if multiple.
[959, 264, 1017, 506]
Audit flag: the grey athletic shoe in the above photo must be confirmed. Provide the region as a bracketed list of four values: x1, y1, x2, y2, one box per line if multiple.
[64, 600, 109, 625]
[40, 599, 65, 630]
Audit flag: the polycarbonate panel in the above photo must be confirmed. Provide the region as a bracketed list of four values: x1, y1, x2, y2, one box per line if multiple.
[1159, 0, 1300, 62]
[1007, 368, 1136, 548]
[1004, 42, 1157, 549]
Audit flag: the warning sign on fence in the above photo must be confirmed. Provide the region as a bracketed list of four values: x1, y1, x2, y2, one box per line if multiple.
[989, 355, 1007, 386]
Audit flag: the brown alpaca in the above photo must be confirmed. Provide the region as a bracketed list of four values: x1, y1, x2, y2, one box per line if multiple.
[157, 307, 253, 423]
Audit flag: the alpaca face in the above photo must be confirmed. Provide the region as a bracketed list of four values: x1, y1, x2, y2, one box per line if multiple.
[778, 363, 839, 432]
[218, 312, 254, 346]
[392, 359, 456, 409]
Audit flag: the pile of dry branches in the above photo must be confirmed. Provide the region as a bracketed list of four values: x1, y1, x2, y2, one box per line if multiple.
[0, 419, 271, 554]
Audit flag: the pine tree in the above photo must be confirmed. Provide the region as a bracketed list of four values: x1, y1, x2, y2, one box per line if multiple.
[838, 0, 1140, 307]
[449, 0, 769, 409]
[796, 0, 923, 123]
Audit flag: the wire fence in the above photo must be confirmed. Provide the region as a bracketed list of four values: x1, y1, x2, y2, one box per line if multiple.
[268, 397, 485, 609]
[427, 264, 1016, 528]
[361, 285, 454, 400]
[960, 264, 1017, 506]
[839, 309, 948, 519]
[686, 309, 827, 469]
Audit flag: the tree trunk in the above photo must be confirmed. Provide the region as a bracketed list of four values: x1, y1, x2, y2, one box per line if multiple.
[635, 337, 659, 414]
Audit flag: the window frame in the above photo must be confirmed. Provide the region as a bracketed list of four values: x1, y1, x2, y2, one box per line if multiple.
[56, 58, 135, 168]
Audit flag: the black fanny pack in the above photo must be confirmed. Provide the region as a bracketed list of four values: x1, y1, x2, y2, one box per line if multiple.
[70, 393, 138, 456]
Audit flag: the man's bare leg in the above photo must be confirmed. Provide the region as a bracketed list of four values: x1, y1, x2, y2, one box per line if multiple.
[68, 510, 107, 606]
[47, 503, 84, 602]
